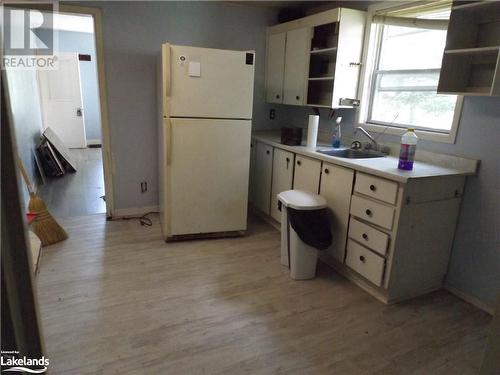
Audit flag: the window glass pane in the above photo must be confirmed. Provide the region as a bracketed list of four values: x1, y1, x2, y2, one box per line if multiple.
[378, 26, 447, 70]
[378, 72, 439, 89]
[370, 91, 457, 131]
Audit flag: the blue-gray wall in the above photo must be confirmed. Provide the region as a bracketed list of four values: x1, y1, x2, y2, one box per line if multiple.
[5, 68, 44, 207]
[78, 1, 277, 210]
[270, 96, 500, 311]
[38, 28, 102, 142]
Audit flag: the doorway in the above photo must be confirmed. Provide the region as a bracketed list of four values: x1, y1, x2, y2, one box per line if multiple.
[34, 9, 113, 218]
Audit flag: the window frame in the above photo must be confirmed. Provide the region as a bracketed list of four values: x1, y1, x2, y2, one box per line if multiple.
[357, 1, 463, 144]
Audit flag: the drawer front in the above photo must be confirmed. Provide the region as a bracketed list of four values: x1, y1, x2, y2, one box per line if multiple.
[348, 218, 390, 256]
[355, 173, 398, 205]
[350, 195, 395, 230]
[345, 240, 385, 287]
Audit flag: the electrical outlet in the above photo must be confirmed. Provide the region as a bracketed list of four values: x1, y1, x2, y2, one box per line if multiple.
[269, 108, 275, 120]
[140, 181, 148, 193]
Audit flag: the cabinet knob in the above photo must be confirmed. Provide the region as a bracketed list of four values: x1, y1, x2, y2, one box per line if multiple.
[297, 160, 301, 166]
[324, 168, 329, 174]
[266, 150, 270, 155]
[276, 94, 280, 99]
[362, 233, 368, 240]
[286, 157, 290, 162]
[365, 209, 372, 217]
[296, 96, 300, 100]
[359, 255, 366, 263]
[369, 184, 376, 191]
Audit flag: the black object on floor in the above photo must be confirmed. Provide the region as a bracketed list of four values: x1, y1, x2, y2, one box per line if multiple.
[287, 207, 332, 250]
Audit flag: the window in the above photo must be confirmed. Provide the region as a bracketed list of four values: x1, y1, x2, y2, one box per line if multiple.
[359, 1, 463, 143]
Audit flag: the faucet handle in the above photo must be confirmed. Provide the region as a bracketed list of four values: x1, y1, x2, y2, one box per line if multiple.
[351, 141, 362, 150]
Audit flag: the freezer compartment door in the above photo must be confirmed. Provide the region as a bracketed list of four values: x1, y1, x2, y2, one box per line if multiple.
[167, 118, 251, 236]
[165, 44, 255, 119]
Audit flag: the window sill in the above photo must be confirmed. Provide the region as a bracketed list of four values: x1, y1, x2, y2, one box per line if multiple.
[358, 122, 458, 144]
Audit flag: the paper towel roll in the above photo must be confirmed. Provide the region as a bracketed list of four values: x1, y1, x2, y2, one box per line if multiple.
[306, 115, 319, 149]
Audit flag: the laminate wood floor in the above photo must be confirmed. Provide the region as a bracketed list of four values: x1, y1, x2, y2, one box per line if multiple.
[38, 148, 106, 219]
[37, 214, 491, 375]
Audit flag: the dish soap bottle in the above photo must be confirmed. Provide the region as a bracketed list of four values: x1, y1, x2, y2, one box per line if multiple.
[398, 129, 418, 170]
[331, 117, 342, 148]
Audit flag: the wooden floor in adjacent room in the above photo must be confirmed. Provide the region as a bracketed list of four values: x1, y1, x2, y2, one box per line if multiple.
[36, 214, 491, 375]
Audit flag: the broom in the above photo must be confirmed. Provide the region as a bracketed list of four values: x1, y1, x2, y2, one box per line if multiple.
[16, 154, 68, 246]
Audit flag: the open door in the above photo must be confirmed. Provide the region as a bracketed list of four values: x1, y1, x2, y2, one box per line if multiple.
[37, 52, 87, 148]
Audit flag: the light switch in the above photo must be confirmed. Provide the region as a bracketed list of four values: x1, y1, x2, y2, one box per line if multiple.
[188, 61, 201, 77]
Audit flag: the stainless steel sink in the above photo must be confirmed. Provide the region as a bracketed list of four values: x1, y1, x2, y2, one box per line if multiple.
[318, 148, 386, 159]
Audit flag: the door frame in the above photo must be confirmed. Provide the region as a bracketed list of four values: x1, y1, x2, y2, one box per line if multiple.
[59, 5, 114, 217]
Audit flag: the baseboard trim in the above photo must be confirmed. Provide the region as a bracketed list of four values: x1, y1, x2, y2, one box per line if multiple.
[445, 285, 494, 315]
[111, 205, 159, 219]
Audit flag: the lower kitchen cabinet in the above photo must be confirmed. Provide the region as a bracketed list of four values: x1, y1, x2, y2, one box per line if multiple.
[250, 138, 466, 304]
[319, 163, 354, 263]
[293, 155, 321, 193]
[253, 142, 273, 215]
[270, 149, 294, 222]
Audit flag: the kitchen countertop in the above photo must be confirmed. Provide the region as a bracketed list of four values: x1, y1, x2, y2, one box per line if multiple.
[252, 131, 478, 183]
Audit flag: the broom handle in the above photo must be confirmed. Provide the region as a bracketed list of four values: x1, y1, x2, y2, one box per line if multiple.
[15, 154, 34, 195]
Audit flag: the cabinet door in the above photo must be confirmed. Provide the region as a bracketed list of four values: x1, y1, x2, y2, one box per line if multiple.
[253, 142, 274, 215]
[270, 149, 295, 222]
[283, 27, 310, 106]
[319, 163, 354, 262]
[293, 155, 321, 194]
[266, 32, 286, 103]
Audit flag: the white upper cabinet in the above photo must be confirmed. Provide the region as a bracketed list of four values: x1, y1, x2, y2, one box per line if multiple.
[266, 32, 287, 103]
[438, 0, 500, 96]
[283, 28, 310, 105]
[265, 8, 366, 108]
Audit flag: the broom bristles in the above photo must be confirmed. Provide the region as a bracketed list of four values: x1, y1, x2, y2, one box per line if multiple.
[28, 193, 68, 246]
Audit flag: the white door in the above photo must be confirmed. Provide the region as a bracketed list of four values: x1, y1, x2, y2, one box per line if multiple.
[253, 142, 274, 215]
[165, 44, 255, 119]
[38, 52, 86, 148]
[167, 118, 251, 236]
[266, 32, 286, 103]
[293, 155, 321, 193]
[283, 27, 310, 106]
[270, 149, 294, 222]
[319, 163, 354, 262]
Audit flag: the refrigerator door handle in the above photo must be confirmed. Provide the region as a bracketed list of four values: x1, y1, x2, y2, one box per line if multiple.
[166, 119, 172, 165]
[162, 43, 171, 103]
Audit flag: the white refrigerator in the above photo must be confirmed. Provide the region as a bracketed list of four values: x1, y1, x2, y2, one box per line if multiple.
[159, 43, 255, 241]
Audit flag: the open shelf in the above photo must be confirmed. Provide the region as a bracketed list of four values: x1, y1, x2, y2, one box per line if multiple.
[438, 0, 500, 96]
[444, 46, 500, 55]
[310, 47, 337, 55]
[308, 76, 334, 81]
[311, 22, 339, 50]
[307, 79, 333, 107]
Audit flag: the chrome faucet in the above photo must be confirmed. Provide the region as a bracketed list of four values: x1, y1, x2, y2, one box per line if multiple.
[354, 126, 378, 150]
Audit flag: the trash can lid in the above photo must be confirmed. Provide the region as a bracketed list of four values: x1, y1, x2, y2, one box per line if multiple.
[277, 190, 327, 210]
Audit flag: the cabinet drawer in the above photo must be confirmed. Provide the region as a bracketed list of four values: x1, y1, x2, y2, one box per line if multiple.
[345, 240, 385, 287]
[350, 195, 395, 230]
[355, 173, 398, 205]
[348, 218, 389, 256]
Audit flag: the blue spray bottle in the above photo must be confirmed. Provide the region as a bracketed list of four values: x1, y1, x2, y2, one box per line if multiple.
[331, 117, 342, 148]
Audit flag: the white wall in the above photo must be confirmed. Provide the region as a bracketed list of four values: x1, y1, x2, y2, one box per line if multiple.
[5, 68, 44, 206]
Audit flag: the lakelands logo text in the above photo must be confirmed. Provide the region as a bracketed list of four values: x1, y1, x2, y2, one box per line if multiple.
[1, 351, 49, 373]
[1, 1, 59, 70]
